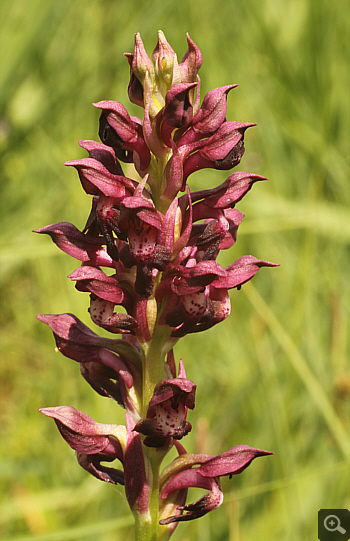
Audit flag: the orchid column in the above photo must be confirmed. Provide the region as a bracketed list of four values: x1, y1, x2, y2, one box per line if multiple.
[36, 31, 277, 541]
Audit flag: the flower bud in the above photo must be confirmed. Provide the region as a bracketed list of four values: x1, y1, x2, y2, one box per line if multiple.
[178, 33, 203, 83]
[152, 30, 177, 89]
[130, 33, 155, 87]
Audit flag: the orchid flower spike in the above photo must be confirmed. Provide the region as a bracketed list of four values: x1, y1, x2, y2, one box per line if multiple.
[36, 31, 277, 541]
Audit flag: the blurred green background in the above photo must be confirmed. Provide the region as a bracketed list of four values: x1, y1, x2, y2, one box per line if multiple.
[1, 0, 349, 540]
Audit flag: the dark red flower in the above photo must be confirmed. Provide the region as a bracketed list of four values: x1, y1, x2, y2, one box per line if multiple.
[159, 445, 273, 524]
[37, 313, 141, 411]
[40, 406, 126, 485]
[134, 361, 196, 447]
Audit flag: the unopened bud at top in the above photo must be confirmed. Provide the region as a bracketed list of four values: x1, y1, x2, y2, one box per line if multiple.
[178, 33, 203, 84]
[130, 33, 155, 87]
[125, 32, 202, 119]
[152, 30, 178, 91]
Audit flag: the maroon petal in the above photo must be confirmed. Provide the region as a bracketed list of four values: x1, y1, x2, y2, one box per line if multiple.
[172, 187, 193, 256]
[197, 445, 274, 477]
[79, 360, 132, 407]
[193, 85, 237, 134]
[170, 260, 227, 295]
[209, 171, 267, 208]
[179, 85, 238, 146]
[64, 157, 131, 198]
[194, 213, 229, 257]
[121, 195, 163, 230]
[39, 406, 124, 456]
[37, 313, 140, 407]
[40, 406, 126, 486]
[213, 256, 279, 289]
[98, 110, 134, 163]
[166, 349, 177, 378]
[132, 293, 152, 343]
[147, 377, 196, 414]
[163, 83, 197, 129]
[126, 61, 144, 108]
[69, 266, 128, 305]
[94, 100, 139, 144]
[34, 222, 111, 265]
[37, 313, 137, 362]
[200, 122, 255, 161]
[190, 171, 267, 212]
[183, 122, 254, 181]
[78, 139, 126, 177]
[159, 443, 273, 524]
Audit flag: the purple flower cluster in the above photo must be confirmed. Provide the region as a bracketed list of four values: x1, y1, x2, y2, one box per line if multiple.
[36, 31, 276, 536]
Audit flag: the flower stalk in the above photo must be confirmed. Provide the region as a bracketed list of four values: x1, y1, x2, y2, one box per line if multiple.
[141, 324, 172, 416]
[36, 31, 277, 540]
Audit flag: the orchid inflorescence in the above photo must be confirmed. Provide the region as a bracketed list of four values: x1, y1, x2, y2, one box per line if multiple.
[36, 31, 277, 540]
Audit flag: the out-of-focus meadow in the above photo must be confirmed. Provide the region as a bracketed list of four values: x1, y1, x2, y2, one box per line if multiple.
[0, 0, 349, 540]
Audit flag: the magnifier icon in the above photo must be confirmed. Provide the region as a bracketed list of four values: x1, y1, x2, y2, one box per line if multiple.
[324, 514, 346, 534]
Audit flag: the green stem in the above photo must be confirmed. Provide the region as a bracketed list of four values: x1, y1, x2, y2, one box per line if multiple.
[141, 324, 172, 417]
[134, 513, 156, 541]
[134, 448, 165, 541]
[133, 155, 176, 539]
[134, 315, 173, 539]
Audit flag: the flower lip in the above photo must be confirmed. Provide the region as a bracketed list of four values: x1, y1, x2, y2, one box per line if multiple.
[159, 472, 222, 524]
